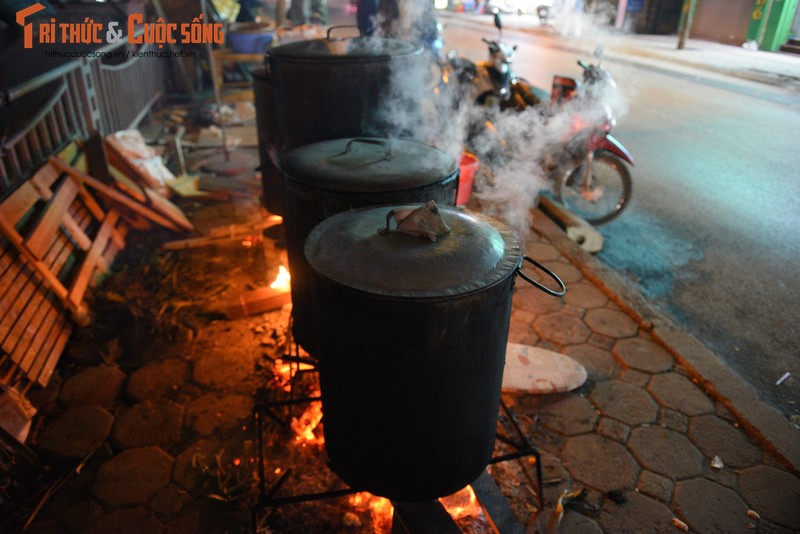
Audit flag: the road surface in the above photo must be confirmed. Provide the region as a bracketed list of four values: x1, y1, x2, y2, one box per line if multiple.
[441, 15, 800, 420]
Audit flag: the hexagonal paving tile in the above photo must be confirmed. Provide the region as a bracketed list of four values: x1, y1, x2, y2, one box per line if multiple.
[636, 470, 674, 502]
[564, 344, 619, 381]
[540, 260, 583, 285]
[507, 316, 540, 345]
[583, 308, 639, 339]
[111, 399, 185, 451]
[674, 478, 751, 534]
[648, 372, 713, 417]
[598, 490, 676, 533]
[612, 338, 674, 373]
[533, 314, 590, 345]
[92, 447, 173, 507]
[590, 379, 658, 426]
[126, 358, 188, 401]
[536, 394, 599, 436]
[193, 343, 261, 391]
[562, 280, 609, 310]
[561, 434, 639, 493]
[36, 404, 114, 458]
[524, 241, 561, 262]
[59, 365, 126, 407]
[184, 393, 253, 436]
[687, 415, 763, 469]
[738, 465, 800, 530]
[83, 507, 164, 534]
[628, 426, 703, 479]
[513, 286, 563, 315]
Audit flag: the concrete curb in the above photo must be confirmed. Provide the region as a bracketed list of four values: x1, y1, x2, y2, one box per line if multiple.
[530, 207, 800, 477]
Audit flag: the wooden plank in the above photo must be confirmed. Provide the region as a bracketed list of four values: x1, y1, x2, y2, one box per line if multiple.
[49, 157, 185, 232]
[31, 315, 71, 387]
[9, 284, 52, 373]
[109, 165, 147, 202]
[7, 230, 73, 367]
[14, 296, 64, 382]
[0, 259, 35, 345]
[68, 210, 119, 309]
[144, 188, 194, 232]
[26, 178, 79, 260]
[1, 182, 43, 227]
[60, 212, 93, 252]
[29, 163, 62, 198]
[0, 212, 69, 304]
[0, 269, 39, 363]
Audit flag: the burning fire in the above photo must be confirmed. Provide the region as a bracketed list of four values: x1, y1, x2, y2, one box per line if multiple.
[344, 486, 483, 532]
[440, 485, 482, 520]
[349, 492, 394, 533]
[289, 393, 324, 446]
[270, 265, 291, 291]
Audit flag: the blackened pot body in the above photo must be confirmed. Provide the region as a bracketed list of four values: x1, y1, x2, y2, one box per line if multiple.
[304, 206, 520, 501]
[266, 36, 425, 151]
[281, 138, 458, 354]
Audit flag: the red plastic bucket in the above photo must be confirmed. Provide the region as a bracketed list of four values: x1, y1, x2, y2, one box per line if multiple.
[456, 152, 479, 206]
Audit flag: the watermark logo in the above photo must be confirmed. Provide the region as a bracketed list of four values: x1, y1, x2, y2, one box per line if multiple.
[16, 2, 46, 49]
[16, 2, 224, 49]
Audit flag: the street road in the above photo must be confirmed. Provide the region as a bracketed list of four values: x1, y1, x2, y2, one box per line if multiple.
[440, 16, 800, 419]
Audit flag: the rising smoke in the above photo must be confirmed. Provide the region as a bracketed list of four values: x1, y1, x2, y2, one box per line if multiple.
[367, 2, 628, 239]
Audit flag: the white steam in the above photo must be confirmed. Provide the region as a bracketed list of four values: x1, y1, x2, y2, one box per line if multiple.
[367, 4, 629, 240]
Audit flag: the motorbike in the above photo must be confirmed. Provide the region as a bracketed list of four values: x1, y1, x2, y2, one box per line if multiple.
[446, 12, 634, 225]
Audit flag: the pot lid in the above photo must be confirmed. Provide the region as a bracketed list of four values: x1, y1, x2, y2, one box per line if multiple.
[269, 36, 421, 60]
[304, 205, 521, 298]
[280, 138, 458, 193]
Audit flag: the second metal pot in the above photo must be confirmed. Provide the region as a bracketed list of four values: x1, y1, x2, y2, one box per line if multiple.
[280, 137, 459, 353]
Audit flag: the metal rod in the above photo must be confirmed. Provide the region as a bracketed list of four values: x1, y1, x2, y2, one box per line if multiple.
[260, 486, 359, 507]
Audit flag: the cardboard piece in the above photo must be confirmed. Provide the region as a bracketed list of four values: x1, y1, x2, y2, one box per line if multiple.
[503, 343, 588, 394]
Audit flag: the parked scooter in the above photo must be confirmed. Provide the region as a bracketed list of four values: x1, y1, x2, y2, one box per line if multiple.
[447, 12, 634, 225]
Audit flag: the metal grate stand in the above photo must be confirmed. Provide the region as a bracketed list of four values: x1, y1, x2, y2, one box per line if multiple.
[252, 350, 544, 533]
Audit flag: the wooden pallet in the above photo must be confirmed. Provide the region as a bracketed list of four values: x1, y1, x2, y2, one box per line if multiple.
[0, 160, 127, 389]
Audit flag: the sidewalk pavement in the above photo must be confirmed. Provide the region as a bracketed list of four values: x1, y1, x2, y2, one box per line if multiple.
[22, 173, 800, 532]
[440, 11, 800, 95]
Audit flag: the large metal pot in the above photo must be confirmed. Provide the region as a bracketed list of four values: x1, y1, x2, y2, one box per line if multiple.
[281, 137, 459, 354]
[264, 31, 425, 151]
[304, 204, 565, 501]
[252, 66, 284, 215]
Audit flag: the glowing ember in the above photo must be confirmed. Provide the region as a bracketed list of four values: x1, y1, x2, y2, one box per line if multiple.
[241, 235, 260, 248]
[440, 485, 482, 520]
[289, 390, 324, 446]
[349, 492, 394, 533]
[270, 265, 291, 291]
[273, 358, 315, 392]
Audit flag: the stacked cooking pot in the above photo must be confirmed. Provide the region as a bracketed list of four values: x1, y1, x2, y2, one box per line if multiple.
[256, 31, 566, 502]
[253, 30, 425, 214]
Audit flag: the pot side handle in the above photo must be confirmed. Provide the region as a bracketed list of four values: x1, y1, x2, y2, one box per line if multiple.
[327, 25, 363, 40]
[517, 256, 566, 297]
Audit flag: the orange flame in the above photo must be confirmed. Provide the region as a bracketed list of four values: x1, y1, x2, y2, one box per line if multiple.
[289, 389, 324, 446]
[440, 485, 482, 520]
[273, 358, 314, 392]
[349, 492, 394, 533]
[270, 265, 291, 291]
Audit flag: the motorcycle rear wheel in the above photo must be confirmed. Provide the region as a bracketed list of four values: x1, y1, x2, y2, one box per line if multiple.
[557, 151, 632, 225]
